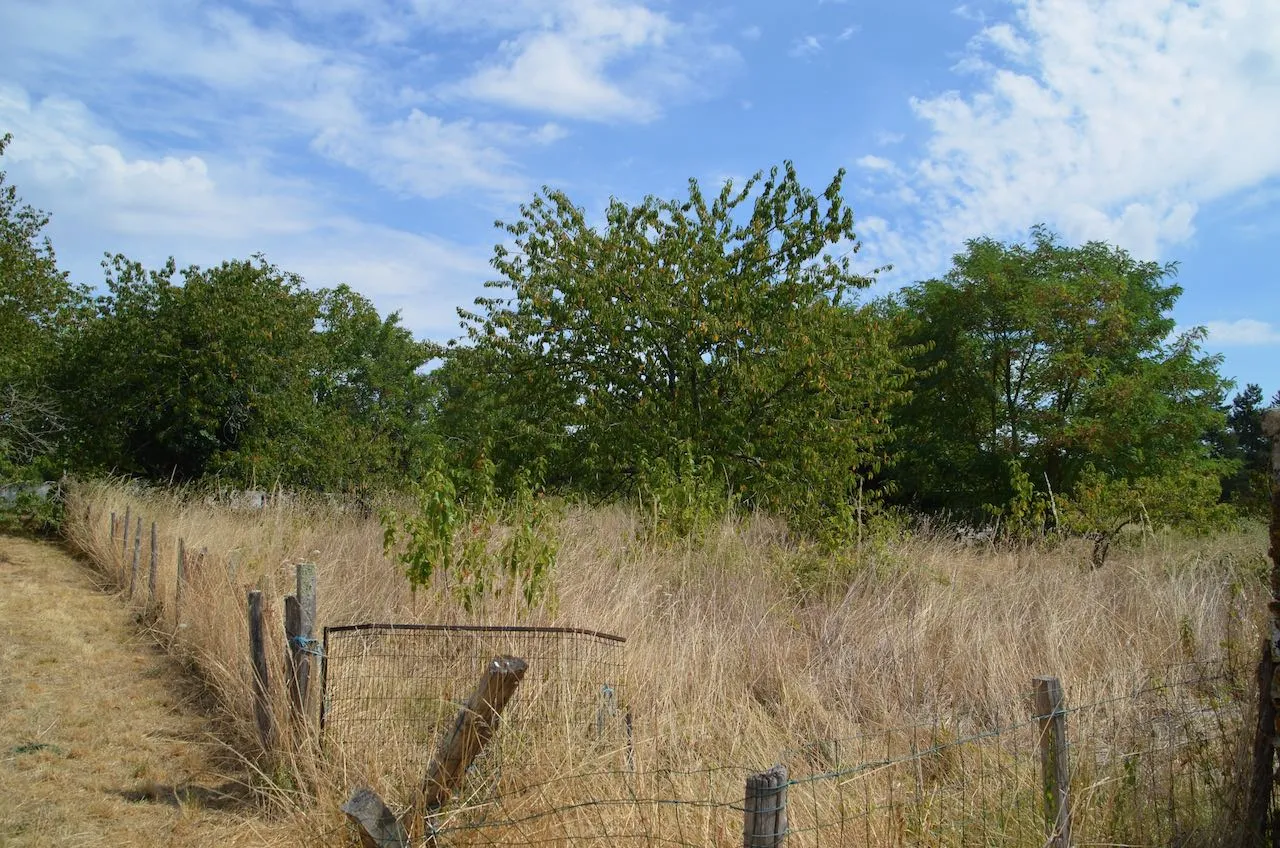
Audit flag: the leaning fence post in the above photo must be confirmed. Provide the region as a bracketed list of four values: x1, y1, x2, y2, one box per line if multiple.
[1250, 408, 1280, 844]
[1033, 676, 1072, 848]
[148, 521, 158, 607]
[420, 655, 528, 840]
[744, 764, 788, 847]
[248, 589, 276, 754]
[130, 517, 142, 597]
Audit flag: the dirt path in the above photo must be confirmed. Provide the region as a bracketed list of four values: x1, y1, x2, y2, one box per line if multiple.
[0, 536, 272, 847]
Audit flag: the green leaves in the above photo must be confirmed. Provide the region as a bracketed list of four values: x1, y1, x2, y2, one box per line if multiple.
[381, 456, 559, 613]
[436, 162, 914, 539]
[888, 226, 1231, 536]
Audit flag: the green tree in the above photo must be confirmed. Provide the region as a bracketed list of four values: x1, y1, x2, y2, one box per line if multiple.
[0, 134, 88, 474]
[889, 226, 1231, 534]
[1215, 383, 1272, 516]
[60, 255, 325, 483]
[436, 163, 914, 537]
[311, 284, 437, 490]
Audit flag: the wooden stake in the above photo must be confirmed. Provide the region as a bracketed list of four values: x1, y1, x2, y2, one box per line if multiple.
[122, 505, 130, 562]
[175, 538, 186, 629]
[130, 517, 142, 597]
[1033, 676, 1072, 848]
[342, 786, 408, 848]
[421, 656, 528, 824]
[248, 589, 276, 753]
[148, 521, 158, 606]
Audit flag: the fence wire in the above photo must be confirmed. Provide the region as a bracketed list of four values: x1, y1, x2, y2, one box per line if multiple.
[324, 640, 1257, 847]
[320, 623, 629, 824]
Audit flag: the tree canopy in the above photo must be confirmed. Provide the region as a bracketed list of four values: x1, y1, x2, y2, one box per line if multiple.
[432, 163, 915, 535]
[887, 226, 1233, 537]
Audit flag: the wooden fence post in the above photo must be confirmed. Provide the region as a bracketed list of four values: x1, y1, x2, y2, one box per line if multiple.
[148, 521, 158, 606]
[1250, 408, 1280, 845]
[743, 764, 788, 848]
[421, 656, 528, 837]
[122, 505, 130, 561]
[110, 511, 116, 547]
[130, 517, 142, 597]
[284, 562, 318, 726]
[248, 589, 276, 754]
[1033, 676, 1072, 848]
[175, 538, 186, 629]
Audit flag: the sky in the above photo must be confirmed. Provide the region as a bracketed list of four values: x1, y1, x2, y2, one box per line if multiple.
[1, 0, 1277, 395]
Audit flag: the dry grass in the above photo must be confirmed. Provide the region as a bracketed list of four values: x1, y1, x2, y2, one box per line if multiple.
[61, 478, 1270, 846]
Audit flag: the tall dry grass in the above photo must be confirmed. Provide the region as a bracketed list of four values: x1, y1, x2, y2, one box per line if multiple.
[62, 478, 1269, 845]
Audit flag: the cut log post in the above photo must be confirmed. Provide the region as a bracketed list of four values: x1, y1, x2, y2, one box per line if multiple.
[1034, 676, 1072, 848]
[130, 517, 142, 598]
[342, 786, 408, 848]
[148, 521, 158, 606]
[295, 562, 317, 716]
[419, 655, 528, 837]
[248, 589, 276, 753]
[743, 764, 789, 847]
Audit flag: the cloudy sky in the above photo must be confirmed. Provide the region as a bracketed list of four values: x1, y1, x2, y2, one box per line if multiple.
[1, 0, 1277, 392]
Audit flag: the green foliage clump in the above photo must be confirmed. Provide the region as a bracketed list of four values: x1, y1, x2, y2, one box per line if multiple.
[381, 457, 559, 612]
[637, 442, 731, 541]
[1059, 465, 1235, 567]
[434, 162, 915, 540]
[888, 225, 1231, 527]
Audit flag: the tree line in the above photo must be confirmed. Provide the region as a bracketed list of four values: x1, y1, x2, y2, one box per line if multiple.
[1, 134, 1273, 545]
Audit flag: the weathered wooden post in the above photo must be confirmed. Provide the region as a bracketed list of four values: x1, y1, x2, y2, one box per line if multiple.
[110, 511, 116, 547]
[130, 517, 142, 597]
[248, 589, 276, 753]
[342, 655, 528, 848]
[175, 538, 186, 629]
[284, 562, 318, 726]
[743, 764, 789, 847]
[422, 656, 529, 812]
[1034, 676, 1072, 848]
[122, 505, 130, 561]
[1249, 409, 1280, 844]
[148, 521, 158, 607]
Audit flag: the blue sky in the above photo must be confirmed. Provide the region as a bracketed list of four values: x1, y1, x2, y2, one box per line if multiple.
[1, 0, 1277, 395]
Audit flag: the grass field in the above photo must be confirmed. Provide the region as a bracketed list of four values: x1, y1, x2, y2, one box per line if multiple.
[60, 479, 1270, 845]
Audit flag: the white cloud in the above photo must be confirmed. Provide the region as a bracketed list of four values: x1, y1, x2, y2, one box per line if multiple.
[0, 81, 492, 338]
[790, 35, 823, 58]
[313, 110, 533, 200]
[837, 26, 860, 42]
[445, 0, 735, 123]
[857, 0, 1280, 279]
[1204, 319, 1280, 347]
[856, 155, 897, 173]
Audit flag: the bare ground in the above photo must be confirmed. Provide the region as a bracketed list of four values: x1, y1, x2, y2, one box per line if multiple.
[0, 535, 282, 847]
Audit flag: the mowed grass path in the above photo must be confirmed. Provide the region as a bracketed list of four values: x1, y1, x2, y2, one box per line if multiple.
[0, 536, 283, 847]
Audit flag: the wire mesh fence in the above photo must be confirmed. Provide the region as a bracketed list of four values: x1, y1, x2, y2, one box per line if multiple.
[325, 636, 1256, 847]
[321, 624, 630, 819]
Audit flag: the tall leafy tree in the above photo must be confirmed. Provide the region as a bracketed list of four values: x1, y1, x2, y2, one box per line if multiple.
[889, 226, 1230, 531]
[1216, 383, 1273, 516]
[61, 255, 324, 483]
[311, 284, 437, 490]
[0, 134, 88, 474]
[436, 163, 914, 533]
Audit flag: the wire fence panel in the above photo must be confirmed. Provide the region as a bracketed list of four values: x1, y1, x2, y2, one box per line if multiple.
[321, 624, 628, 821]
